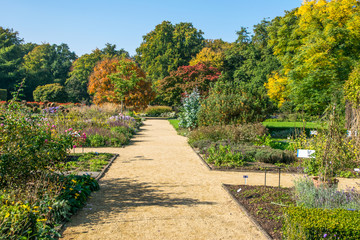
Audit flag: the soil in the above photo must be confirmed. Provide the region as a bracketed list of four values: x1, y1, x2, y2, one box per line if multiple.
[224, 185, 295, 240]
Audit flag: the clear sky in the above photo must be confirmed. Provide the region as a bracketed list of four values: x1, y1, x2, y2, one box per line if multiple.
[0, 0, 303, 57]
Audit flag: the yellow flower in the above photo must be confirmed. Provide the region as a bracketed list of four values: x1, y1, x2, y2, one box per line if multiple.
[4, 212, 10, 218]
[69, 188, 73, 191]
[36, 218, 47, 222]
[71, 179, 77, 184]
[48, 207, 52, 210]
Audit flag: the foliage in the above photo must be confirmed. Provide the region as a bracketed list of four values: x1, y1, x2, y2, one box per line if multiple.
[294, 107, 357, 181]
[88, 58, 155, 110]
[206, 144, 247, 167]
[136, 21, 204, 82]
[198, 80, 274, 126]
[188, 123, 267, 145]
[0, 89, 6, 101]
[264, 71, 289, 107]
[22, 43, 76, 101]
[189, 39, 231, 70]
[268, 0, 360, 115]
[158, 63, 220, 106]
[344, 63, 360, 108]
[293, 176, 360, 210]
[178, 89, 201, 129]
[0, 27, 24, 93]
[33, 83, 67, 102]
[0, 103, 74, 186]
[144, 106, 173, 117]
[65, 45, 129, 103]
[283, 206, 360, 240]
[60, 153, 113, 172]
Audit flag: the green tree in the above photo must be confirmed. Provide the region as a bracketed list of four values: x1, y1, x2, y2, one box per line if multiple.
[0, 27, 24, 96]
[22, 43, 76, 100]
[136, 21, 204, 82]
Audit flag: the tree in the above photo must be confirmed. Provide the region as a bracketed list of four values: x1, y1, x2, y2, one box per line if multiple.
[22, 43, 76, 100]
[88, 58, 155, 110]
[0, 27, 24, 95]
[136, 21, 205, 82]
[158, 63, 221, 106]
[268, 0, 360, 115]
[65, 44, 130, 103]
[189, 40, 230, 70]
[33, 83, 67, 102]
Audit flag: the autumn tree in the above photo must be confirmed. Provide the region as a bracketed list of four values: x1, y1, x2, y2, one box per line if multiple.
[158, 63, 221, 106]
[189, 39, 230, 70]
[268, 0, 360, 115]
[136, 21, 205, 82]
[88, 58, 155, 110]
[65, 44, 129, 103]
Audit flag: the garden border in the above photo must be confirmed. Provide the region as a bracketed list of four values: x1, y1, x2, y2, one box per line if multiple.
[95, 153, 119, 181]
[221, 184, 273, 240]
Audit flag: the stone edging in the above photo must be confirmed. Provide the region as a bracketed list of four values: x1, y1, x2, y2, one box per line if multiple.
[96, 153, 119, 181]
[221, 184, 273, 240]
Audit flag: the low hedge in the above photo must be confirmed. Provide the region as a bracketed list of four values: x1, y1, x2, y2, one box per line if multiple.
[283, 207, 360, 240]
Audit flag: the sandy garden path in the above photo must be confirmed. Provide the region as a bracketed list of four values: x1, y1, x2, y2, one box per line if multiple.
[60, 119, 360, 240]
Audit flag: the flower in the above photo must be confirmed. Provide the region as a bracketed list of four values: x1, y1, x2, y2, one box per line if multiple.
[323, 233, 327, 238]
[73, 145, 77, 148]
[45, 139, 48, 143]
[0, 123, 3, 127]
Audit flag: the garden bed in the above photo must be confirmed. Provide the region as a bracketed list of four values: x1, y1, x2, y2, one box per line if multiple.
[224, 184, 295, 240]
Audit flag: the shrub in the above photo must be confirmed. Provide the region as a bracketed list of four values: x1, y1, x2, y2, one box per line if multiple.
[178, 89, 201, 129]
[188, 123, 267, 145]
[0, 89, 7, 101]
[206, 144, 248, 167]
[144, 106, 173, 117]
[293, 177, 360, 210]
[198, 81, 274, 126]
[283, 207, 360, 240]
[33, 83, 67, 103]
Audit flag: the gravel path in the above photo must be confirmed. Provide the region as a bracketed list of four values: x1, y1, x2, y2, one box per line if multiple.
[60, 119, 360, 240]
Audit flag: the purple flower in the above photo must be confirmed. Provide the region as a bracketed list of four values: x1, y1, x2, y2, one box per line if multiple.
[324, 233, 327, 238]
[0, 123, 3, 127]
[73, 145, 77, 148]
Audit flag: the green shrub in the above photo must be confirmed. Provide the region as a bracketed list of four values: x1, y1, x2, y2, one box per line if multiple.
[293, 177, 360, 210]
[145, 106, 173, 117]
[188, 123, 267, 145]
[0, 89, 7, 101]
[206, 144, 248, 167]
[33, 83, 67, 103]
[198, 81, 274, 126]
[283, 207, 360, 240]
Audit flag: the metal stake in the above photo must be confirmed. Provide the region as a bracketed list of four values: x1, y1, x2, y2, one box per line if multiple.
[264, 168, 267, 186]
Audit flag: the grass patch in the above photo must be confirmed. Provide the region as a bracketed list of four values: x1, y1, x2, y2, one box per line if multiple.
[168, 119, 179, 131]
[61, 152, 114, 172]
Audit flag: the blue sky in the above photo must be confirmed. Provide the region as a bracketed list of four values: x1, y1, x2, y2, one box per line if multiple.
[0, 0, 302, 57]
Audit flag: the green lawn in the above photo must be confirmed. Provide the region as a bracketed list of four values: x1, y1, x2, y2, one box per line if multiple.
[168, 119, 180, 131]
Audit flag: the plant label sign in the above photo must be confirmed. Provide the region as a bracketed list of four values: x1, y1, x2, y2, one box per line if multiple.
[297, 149, 315, 158]
[354, 168, 360, 172]
[243, 175, 248, 178]
[310, 130, 318, 135]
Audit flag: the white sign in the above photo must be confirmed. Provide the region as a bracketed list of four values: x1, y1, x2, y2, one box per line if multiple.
[354, 168, 360, 172]
[297, 149, 315, 158]
[310, 130, 318, 135]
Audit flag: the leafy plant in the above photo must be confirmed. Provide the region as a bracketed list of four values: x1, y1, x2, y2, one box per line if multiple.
[178, 89, 201, 129]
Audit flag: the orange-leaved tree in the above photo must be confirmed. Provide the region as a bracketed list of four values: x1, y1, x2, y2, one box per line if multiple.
[88, 58, 155, 110]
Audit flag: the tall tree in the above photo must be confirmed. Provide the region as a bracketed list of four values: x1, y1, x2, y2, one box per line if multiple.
[0, 27, 24, 95]
[136, 21, 205, 82]
[22, 43, 76, 100]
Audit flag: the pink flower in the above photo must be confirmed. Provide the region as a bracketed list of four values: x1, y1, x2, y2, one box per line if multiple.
[0, 123, 3, 127]
[65, 130, 67, 133]
[45, 139, 48, 143]
[52, 125, 55, 128]
[69, 128, 73, 131]
[73, 145, 77, 148]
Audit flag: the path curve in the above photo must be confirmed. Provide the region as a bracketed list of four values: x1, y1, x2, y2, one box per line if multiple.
[60, 119, 360, 240]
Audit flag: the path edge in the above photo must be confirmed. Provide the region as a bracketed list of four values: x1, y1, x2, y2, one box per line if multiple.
[96, 153, 119, 181]
[221, 184, 273, 240]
